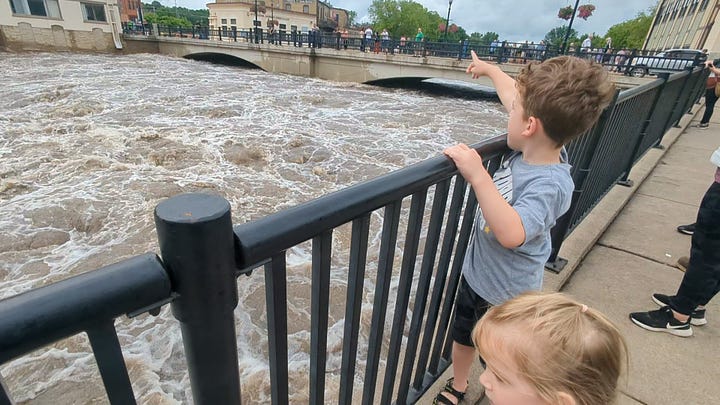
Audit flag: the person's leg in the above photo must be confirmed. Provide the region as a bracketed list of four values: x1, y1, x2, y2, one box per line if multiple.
[438, 277, 490, 404]
[670, 182, 720, 314]
[700, 89, 718, 125]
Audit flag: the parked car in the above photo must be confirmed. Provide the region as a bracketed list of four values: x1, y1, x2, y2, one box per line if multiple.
[629, 49, 706, 77]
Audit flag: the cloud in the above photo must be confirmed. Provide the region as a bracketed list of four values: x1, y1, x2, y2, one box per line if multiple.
[180, 0, 652, 42]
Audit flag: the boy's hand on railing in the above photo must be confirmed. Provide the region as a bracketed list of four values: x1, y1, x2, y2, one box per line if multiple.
[466, 50, 494, 79]
[443, 143, 490, 186]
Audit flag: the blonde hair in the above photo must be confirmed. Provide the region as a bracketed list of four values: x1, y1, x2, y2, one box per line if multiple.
[515, 56, 616, 147]
[473, 292, 627, 405]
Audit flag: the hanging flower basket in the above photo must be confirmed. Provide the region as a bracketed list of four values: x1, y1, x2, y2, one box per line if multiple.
[577, 4, 596, 20]
[438, 23, 446, 32]
[558, 6, 573, 20]
[449, 24, 458, 33]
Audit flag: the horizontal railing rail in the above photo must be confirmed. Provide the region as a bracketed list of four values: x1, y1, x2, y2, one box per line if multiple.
[0, 62, 708, 404]
[0, 254, 172, 404]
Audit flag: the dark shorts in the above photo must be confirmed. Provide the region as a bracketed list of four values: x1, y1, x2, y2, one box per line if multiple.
[451, 277, 491, 347]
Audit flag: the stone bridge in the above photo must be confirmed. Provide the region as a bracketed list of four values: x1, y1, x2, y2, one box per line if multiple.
[123, 35, 650, 90]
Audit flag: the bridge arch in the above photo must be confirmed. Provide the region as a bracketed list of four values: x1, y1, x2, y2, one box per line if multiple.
[184, 52, 263, 70]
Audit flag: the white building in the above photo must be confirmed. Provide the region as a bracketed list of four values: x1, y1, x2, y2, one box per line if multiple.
[207, 0, 349, 36]
[644, 0, 720, 53]
[1, 0, 123, 51]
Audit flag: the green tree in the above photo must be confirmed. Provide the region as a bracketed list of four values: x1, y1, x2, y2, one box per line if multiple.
[144, 13, 192, 28]
[142, 2, 209, 26]
[369, 0, 466, 41]
[470, 31, 499, 45]
[347, 10, 357, 27]
[604, 12, 653, 49]
[544, 26, 578, 49]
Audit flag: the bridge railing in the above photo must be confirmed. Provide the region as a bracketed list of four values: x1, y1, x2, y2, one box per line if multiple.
[0, 65, 708, 404]
[121, 24, 707, 75]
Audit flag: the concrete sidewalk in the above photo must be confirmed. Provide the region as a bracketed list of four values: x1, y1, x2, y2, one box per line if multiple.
[561, 107, 720, 404]
[422, 100, 719, 404]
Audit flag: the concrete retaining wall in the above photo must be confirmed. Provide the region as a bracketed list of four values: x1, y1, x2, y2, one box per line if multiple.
[0, 24, 117, 52]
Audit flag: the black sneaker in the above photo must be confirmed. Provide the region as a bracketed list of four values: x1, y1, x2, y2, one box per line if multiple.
[652, 293, 707, 326]
[698, 123, 709, 129]
[629, 306, 693, 337]
[676, 223, 695, 235]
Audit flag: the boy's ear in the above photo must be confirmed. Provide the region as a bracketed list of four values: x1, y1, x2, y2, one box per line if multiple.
[556, 392, 576, 405]
[524, 116, 542, 137]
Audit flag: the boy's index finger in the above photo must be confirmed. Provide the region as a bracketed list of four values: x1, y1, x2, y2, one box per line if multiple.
[471, 50, 480, 62]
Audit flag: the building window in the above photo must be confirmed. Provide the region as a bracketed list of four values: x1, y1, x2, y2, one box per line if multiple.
[221, 18, 227, 24]
[285, 3, 291, 10]
[302, 5, 309, 13]
[82, 2, 106, 22]
[230, 18, 236, 24]
[279, 24, 286, 30]
[253, 20, 261, 26]
[9, 0, 61, 18]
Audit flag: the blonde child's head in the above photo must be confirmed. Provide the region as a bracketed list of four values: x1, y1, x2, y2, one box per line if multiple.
[472, 292, 627, 405]
[515, 56, 616, 147]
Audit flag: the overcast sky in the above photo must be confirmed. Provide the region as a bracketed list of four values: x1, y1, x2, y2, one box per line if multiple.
[178, 0, 655, 42]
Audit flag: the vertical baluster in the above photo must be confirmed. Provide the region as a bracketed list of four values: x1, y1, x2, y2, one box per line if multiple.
[427, 176, 470, 375]
[87, 321, 137, 405]
[394, 180, 451, 403]
[265, 254, 289, 405]
[440, 191, 479, 363]
[339, 214, 371, 405]
[380, 191, 428, 404]
[309, 231, 333, 405]
[409, 179, 452, 391]
[361, 202, 402, 405]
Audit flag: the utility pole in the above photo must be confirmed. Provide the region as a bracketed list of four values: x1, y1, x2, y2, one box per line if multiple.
[561, 0, 581, 54]
[444, 0, 453, 41]
[254, 0, 259, 43]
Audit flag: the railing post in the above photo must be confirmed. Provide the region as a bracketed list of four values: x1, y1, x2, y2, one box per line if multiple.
[617, 75, 669, 187]
[154, 193, 241, 405]
[546, 90, 620, 272]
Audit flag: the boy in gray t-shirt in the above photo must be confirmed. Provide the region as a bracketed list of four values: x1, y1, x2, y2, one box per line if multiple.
[434, 53, 615, 405]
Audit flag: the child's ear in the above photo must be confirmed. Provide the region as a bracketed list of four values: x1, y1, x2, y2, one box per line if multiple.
[524, 116, 541, 137]
[556, 392, 577, 405]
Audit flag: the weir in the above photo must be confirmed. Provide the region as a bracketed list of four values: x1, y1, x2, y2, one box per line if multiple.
[0, 66, 708, 404]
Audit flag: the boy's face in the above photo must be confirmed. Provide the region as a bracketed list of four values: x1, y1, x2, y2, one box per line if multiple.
[507, 93, 530, 150]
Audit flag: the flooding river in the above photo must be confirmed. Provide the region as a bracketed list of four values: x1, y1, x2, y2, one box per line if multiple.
[0, 52, 506, 404]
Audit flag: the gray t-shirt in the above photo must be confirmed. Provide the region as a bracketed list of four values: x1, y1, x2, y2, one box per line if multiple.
[462, 150, 573, 305]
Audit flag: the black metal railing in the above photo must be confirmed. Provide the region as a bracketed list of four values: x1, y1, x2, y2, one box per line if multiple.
[546, 66, 708, 269]
[121, 23, 706, 75]
[0, 65, 708, 404]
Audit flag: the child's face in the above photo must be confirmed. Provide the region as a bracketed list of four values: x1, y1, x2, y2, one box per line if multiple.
[479, 357, 548, 405]
[506, 94, 529, 151]
[478, 328, 549, 405]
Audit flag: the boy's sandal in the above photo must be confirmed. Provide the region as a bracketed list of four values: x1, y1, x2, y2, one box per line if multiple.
[432, 377, 466, 405]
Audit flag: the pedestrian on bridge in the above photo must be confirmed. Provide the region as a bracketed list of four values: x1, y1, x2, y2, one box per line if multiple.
[697, 60, 720, 129]
[435, 53, 615, 404]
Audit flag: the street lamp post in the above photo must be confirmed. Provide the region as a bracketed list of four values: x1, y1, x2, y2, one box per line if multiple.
[444, 0, 453, 41]
[560, 0, 580, 54]
[254, 0, 259, 43]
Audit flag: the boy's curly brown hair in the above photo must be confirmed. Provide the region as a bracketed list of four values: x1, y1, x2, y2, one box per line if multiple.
[515, 56, 616, 147]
